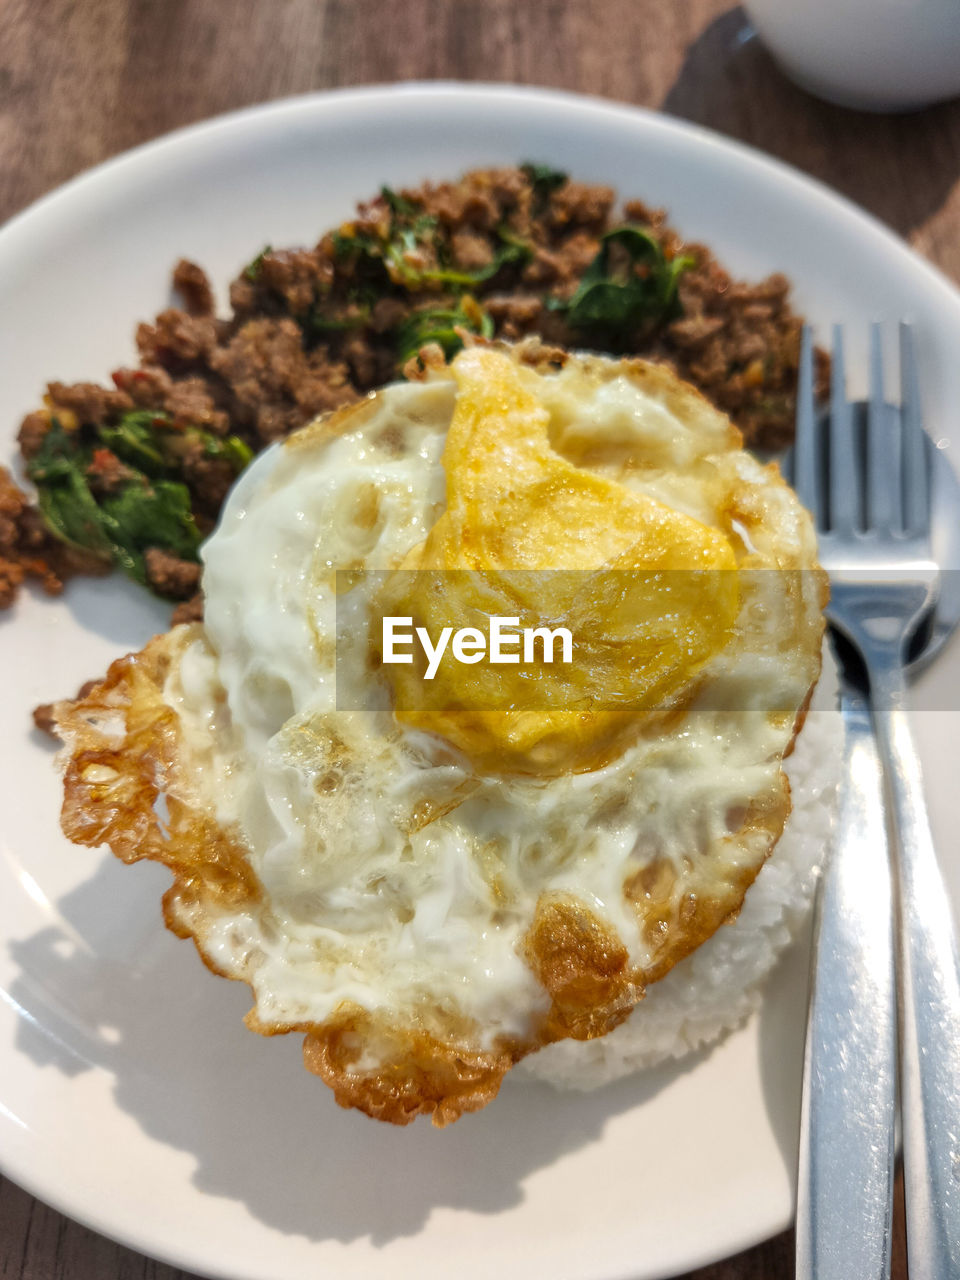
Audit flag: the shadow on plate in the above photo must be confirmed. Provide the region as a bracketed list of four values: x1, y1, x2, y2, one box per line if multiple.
[663, 7, 960, 238]
[7, 852, 724, 1247]
[0, 569, 170, 652]
[755, 912, 814, 1190]
[59, 573, 173, 648]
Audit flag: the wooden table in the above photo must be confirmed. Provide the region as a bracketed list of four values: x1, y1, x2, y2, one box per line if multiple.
[2, 1, 958, 1276]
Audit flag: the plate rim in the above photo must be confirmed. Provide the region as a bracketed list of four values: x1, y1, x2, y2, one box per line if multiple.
[3, 78, 960, 327]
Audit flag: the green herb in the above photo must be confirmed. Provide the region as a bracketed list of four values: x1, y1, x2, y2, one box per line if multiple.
[26, 409, 248, 589]
[97, 481, 201, 583]
[218, 435, 255, 470]
[410, 211, 439, 237]
[29, 422, 112, 561]
[559, 225, 693, 337]
[27, 422, 201, 585]
[307, 310, 370, 336]
[496, 226, 534, 257]
[522, 163, 567, 194]
[384, 227, 431, 285]
[186, 428, 255, 472]
[334, 195, 532, 308]
[395, 298, 494, 366]
[380, 186, 418, 218]
[521, 162, 568, 210]
[330, 201, 531, 365]
[98, 411, 252, 479]
[332, 229, 382, 261]
[243, 245, 272, 283]
[428, 233, 533, 287]
[384, 225, 533, 291]
[331, 231, 356, 260]
[489, 229, 534, 274]
[99, 410, 170, 474]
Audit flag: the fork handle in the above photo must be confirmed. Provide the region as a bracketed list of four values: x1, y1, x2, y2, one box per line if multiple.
[796, 686, 896, 1280]
[871, 663, 960, 1279]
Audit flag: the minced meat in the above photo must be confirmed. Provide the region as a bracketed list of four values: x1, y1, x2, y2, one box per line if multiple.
[0, 466, 108, 608]
[7, 164, 825, 615]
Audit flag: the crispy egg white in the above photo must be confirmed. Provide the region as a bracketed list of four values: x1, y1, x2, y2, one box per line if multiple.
[55, 343, 826, 1125]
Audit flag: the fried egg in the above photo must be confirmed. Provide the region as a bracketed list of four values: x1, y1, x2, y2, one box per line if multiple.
[54, 342, 826, 1125]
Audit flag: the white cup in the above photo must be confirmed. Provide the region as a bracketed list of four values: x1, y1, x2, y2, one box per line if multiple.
[742, 0, 960, 112]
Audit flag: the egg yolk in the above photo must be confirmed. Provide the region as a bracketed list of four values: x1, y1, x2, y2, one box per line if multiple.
[380, 347, 739, 775]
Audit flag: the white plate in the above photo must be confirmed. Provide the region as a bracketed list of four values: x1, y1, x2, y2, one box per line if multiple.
[1, 84, 959, 1280]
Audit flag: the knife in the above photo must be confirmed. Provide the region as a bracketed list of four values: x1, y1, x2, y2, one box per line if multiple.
[796, 679, 897, 1280]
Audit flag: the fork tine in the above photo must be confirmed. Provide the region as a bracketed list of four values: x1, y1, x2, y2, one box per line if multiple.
[794, 325, 823, 527]
[867, 322, 899, 532]
[828, 325, 858, 535]
[899, 322, 930, 537]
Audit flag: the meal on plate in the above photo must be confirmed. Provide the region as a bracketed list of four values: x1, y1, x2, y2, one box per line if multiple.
[1, 164, 826, 625]
[51, 339, 831, 1125]
[2, 163, 834, 1123]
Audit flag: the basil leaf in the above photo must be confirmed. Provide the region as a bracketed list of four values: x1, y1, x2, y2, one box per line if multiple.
[243, 245, 272, 283]
[380, 186, 418, 217]
[196, 432, 255, 472]
[578, 226, 661, 289]
[395, 299, 494, 366]
[521, 162, 568, 204]
[220, 435, 255, 470]
[28, 414, 212, 588]
[566, 280, 651, 329]
[27, 421, 113, 559]
[331, 231, 382, 263]
[170, 426, 255, 475]
[99, 480, 201, 585]
[98, 410, 170, 475]
[562, 224, 693, 336]
[414, 230, 533, 289]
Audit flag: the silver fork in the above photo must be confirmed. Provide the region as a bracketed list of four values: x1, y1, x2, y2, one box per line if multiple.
[794, 323, 960, 1280]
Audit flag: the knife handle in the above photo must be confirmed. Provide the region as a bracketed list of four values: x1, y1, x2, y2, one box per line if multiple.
[796, 687, 896, 1280]
[871, 662, 960, 1280]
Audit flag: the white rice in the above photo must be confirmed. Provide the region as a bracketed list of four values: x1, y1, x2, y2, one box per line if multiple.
[518, 663, 842, 1089]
